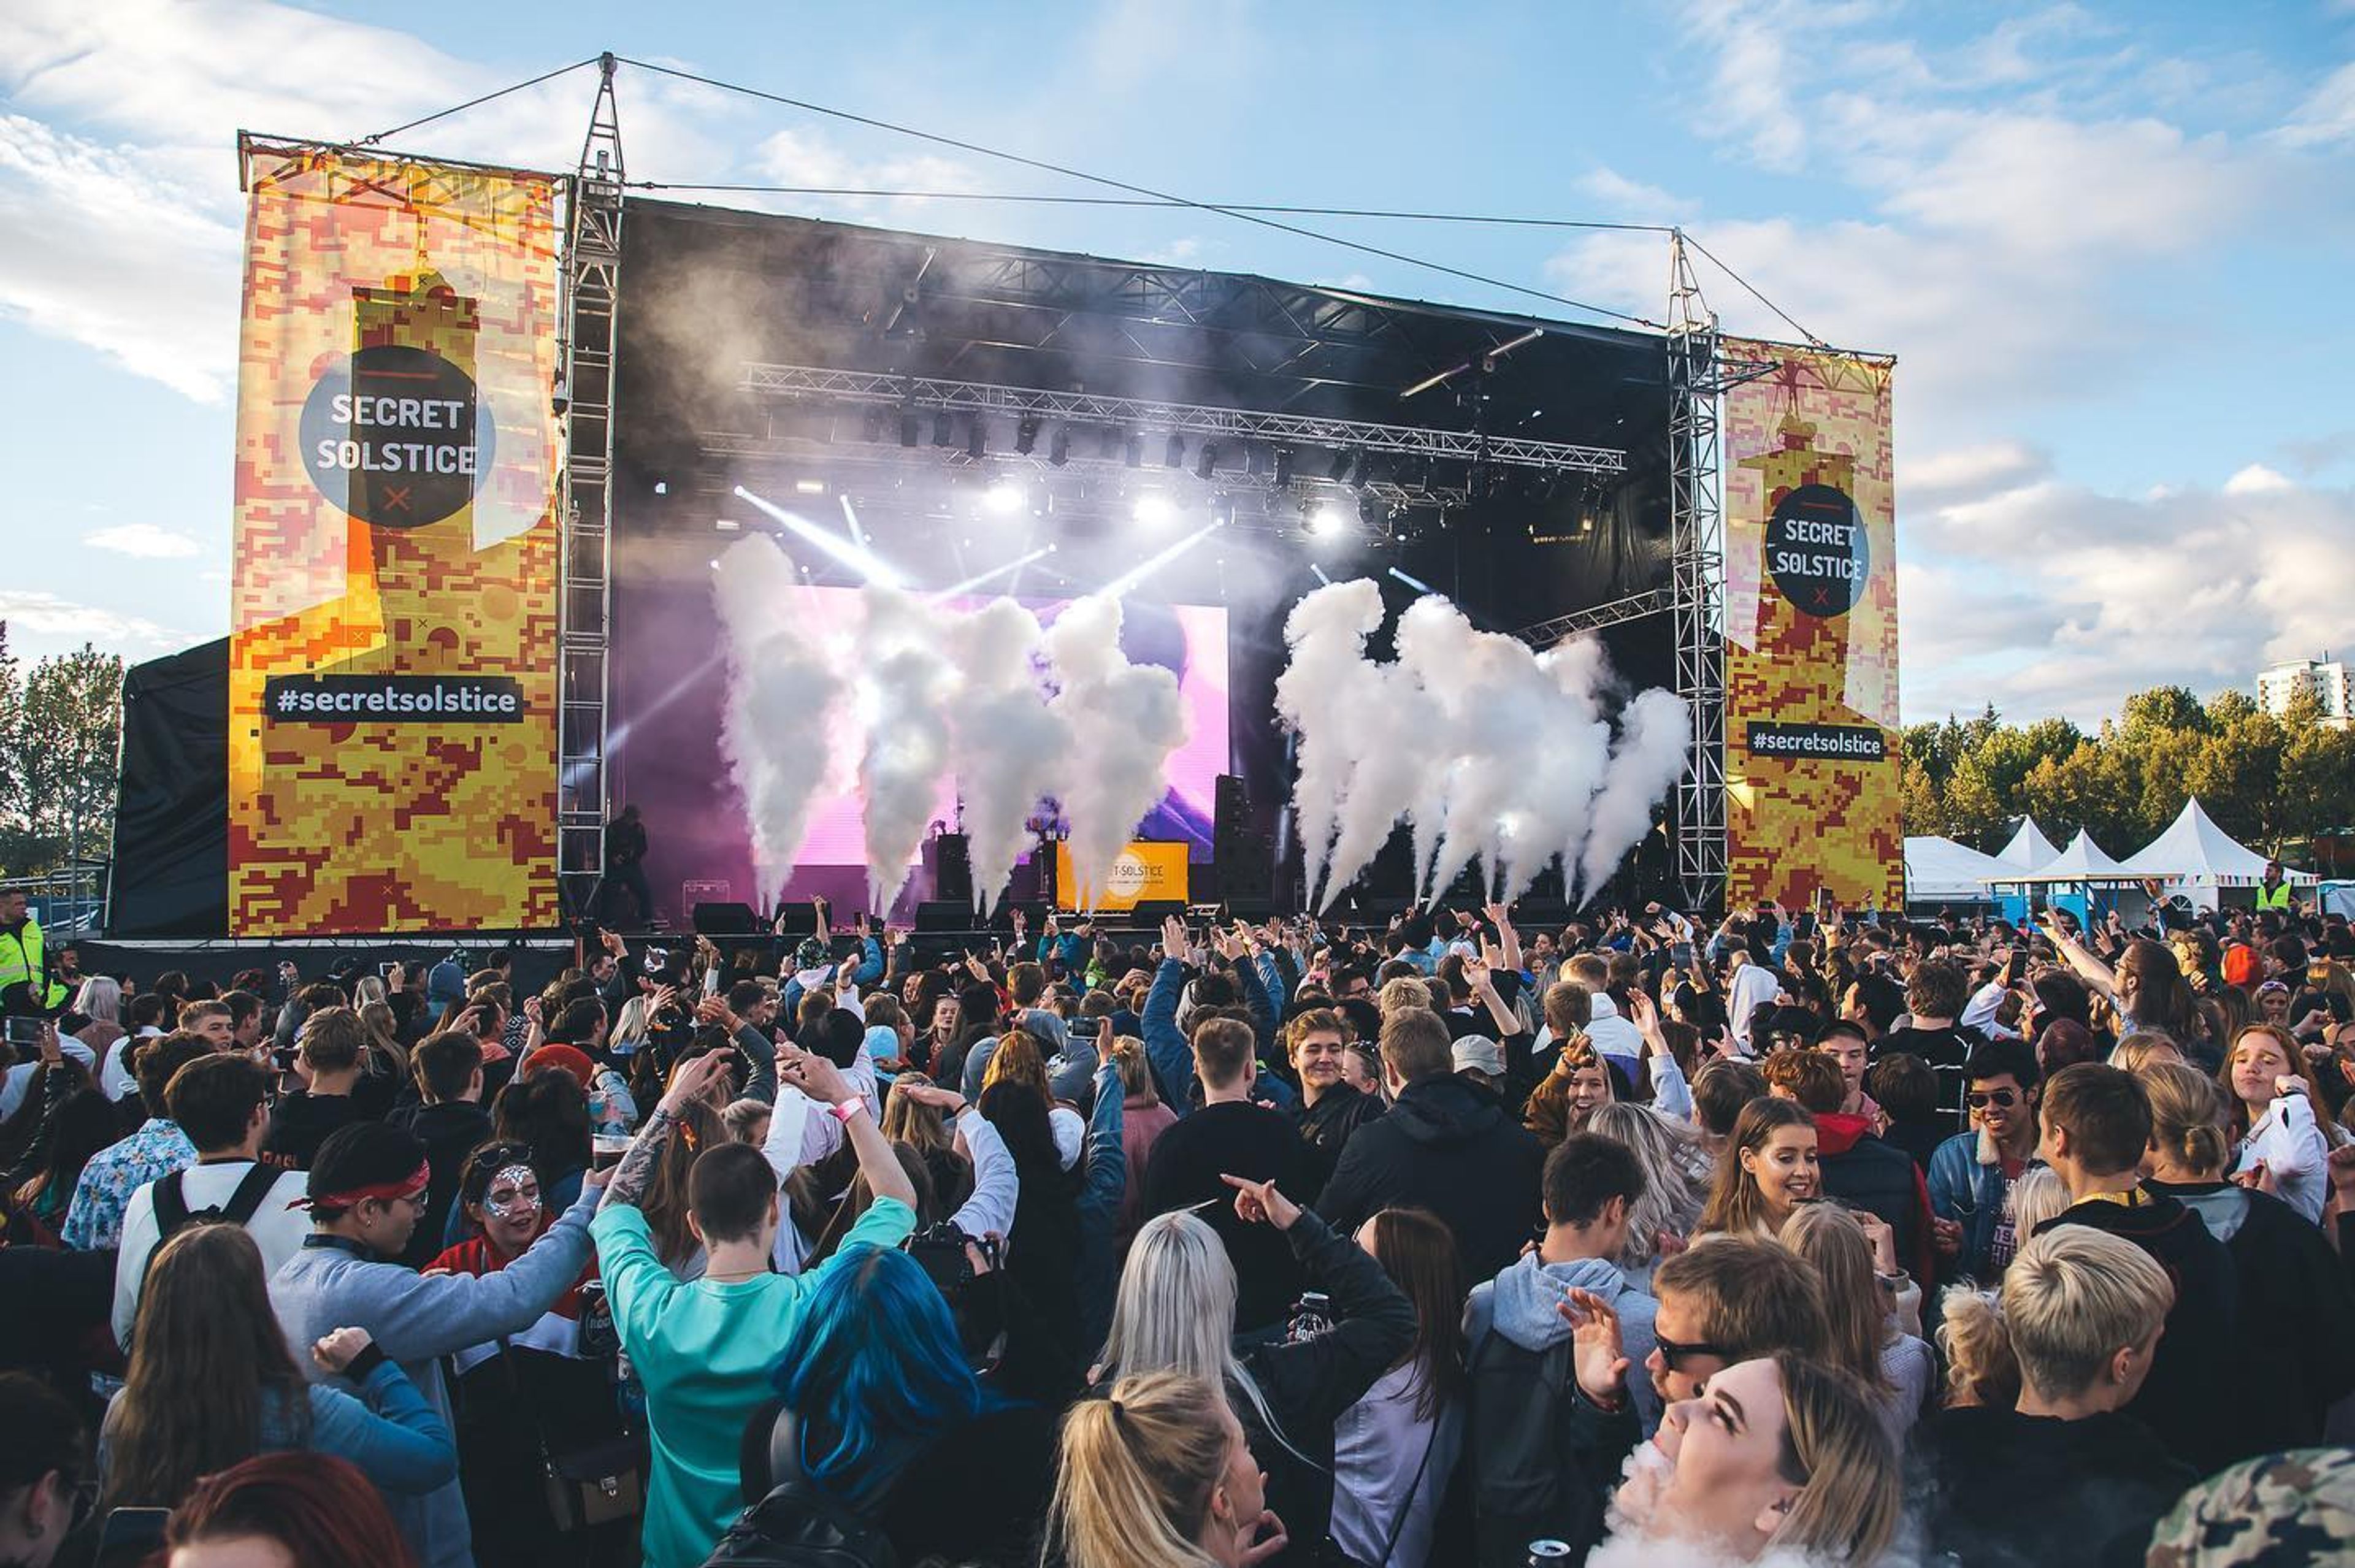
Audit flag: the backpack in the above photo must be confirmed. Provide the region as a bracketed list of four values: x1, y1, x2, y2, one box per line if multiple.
[151, 1165, 281, 1241]
[700, 1407, 898, 1568]
[1465, 1326, 1609, 1567]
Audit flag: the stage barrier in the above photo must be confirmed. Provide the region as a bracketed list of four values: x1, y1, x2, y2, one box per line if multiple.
[227, 147, 562, 935]
[1720, 340, 1904, 909]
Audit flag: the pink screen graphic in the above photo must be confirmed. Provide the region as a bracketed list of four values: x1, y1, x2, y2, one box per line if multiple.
[775, 588, 1230, 868]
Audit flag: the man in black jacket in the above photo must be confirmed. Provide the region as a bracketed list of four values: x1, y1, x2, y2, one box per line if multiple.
[1926, 1225, 2192, 1567]
[2034, 1063, 2237, 1474]
[1315, 1006, 1543, 1285]
[386, 1029, 492, 1269]
[1285, 1006, 1382, 1188]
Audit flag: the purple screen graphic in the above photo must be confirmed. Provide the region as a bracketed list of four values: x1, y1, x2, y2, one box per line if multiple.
[608, 583, 1228, 922]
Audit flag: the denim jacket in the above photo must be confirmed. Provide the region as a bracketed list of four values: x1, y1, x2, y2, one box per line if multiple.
[1926, 1129, 2035, 1283]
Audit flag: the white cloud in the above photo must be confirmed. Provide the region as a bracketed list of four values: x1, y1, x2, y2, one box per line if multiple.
[1682, 0, 1812, 170]
[1900, 471, 2355, 721]
[1905, 441, 2052, 509]
[0, 589, 183, 653]
[749, 127, 987, 226]
[85, 522, 205, 558]
[1576, 167, 1690, 223]
[2280, 59, 2355, 147]
[2223, 463, 2294, 495]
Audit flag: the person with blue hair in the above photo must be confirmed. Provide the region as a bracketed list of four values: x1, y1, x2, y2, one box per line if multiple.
[733, 1244, 1058, 1562]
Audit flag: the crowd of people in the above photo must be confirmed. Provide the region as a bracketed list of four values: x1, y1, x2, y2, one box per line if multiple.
[4, 881, 2355, 1567]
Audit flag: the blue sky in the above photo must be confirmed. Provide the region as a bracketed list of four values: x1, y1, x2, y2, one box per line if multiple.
[3, 0, 2351, 724]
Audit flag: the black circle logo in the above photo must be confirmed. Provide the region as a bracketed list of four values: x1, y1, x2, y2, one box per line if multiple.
[299, 346, 491, 529]
[1764, 483, 1870, 618]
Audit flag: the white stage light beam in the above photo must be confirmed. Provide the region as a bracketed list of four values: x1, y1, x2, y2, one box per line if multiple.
[733, 485, 908, 588]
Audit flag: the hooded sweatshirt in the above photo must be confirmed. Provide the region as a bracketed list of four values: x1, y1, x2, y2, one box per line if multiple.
[1316, 1072, 1545, 1286]
[1467, 1251, 1661, 1432]
[2146, 1177, 2355, 1455]
[2034, 1192, 2238, 1474]
[1813, 1109, 1936, 1286]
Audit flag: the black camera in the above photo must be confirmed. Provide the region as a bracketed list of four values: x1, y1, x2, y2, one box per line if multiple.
[1068, 1015, 1103, 1041]
[903, 1222, 998, 1304]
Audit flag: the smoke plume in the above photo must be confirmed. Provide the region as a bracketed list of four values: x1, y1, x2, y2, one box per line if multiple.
[1576, 687, 1693, 903]
[943, 598, 1070, 914]
[712, 537, 844, 907]
[854, 586, 959, 913]
[1273, 579, 1688, 911]
[1274, 579, 1387, 909]
[1045, 595, 1189, 909]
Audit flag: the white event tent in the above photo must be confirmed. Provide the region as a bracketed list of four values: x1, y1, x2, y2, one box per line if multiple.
[1904, 836, 2013, 904]
[2120, 797, 2319, 911]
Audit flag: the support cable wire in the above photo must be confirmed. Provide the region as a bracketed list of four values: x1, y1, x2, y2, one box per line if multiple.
[353, 56, 603, 148]
[613, 56, 1667, 331]
[626, 185, 1677, 235]
[1675, 230, 1825, 351]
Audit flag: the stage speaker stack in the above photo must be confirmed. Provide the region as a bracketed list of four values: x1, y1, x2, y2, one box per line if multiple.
[928, 832, 973, 907]
[1213, 774, 1274, 906]
[691, 901, 759, 935]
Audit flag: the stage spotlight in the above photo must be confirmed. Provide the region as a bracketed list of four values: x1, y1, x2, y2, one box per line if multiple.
[794, 479, 827, 495]
[982, 481, 1025, 516]
[1049, 427, 1071, 467]
[966, 419, 986, 460]
[1387, 566, 1437, 596]
[1016, 416, 1041, 455]
[1308, 502, 1349, 539]
[840, 494, 868, 549]
[735, 486, 909, 589]
[1164, 433, 1185, 468]
[1195, 442, 1219, 481]
[653, 480, 668, 495]
[898, 412, 921, 448]
[714, 518, 740, 532]
[1310, 564, 1333, 586]
[1133, 493, 1176, 529]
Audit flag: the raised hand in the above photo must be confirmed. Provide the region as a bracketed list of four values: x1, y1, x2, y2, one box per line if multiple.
[776, 1042, 854, 1106]
[1555, 1286, 1629, 1404]
[1220, 1172, 1302, 1231]
[659, 1049, 733, 1114]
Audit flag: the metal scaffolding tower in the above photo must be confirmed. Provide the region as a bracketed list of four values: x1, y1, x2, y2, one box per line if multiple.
[556, 55, 623, 916]
[1667, 232, 1727, 910]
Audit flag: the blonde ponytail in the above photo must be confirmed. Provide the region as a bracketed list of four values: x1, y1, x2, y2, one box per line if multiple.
[1048, 1372, 1227, 1568]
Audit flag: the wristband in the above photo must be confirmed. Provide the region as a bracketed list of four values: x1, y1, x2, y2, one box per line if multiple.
[829, 1095, 868, 1125]
[345, 1342, 388, 1380]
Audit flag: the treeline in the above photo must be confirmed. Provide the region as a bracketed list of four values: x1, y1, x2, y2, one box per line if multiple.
[1902, 683, 2355, 857]
[0, 625, 124, 876]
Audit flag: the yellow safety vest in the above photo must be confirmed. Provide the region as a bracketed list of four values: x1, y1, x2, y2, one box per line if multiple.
[0, 919, 66, 1012]
[2255, 881, 2294, 912]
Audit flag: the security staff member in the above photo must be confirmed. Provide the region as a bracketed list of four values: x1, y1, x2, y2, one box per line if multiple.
[2256, 861, 2296, 914]
[0, 889, 67, 1016]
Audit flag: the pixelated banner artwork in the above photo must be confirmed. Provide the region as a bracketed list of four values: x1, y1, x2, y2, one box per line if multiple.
[1721, 338, 1903, 910]
[228, 146, 561, 935]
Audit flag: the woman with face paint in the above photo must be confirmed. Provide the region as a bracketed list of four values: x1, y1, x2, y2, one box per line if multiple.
[427, 1143, 619, 1568]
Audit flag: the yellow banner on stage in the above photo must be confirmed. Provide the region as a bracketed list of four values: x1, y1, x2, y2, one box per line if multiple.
[227, 147, 562, 935]
[1054, 841, 1192, 912]
[1720, 340, 1904, 910]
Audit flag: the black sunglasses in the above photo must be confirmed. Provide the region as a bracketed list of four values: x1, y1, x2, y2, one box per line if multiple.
[1653, 1333, 1731, 1371]
[1966, 1089, 2020, 1109]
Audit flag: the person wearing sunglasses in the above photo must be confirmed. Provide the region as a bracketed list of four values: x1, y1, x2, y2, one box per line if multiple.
[1927, 1037, 2043, 1283]
[1642, 1237, 1829, 1413]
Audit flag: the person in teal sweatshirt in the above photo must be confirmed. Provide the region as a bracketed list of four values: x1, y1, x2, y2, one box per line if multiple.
[592, 1042, 921, 1568]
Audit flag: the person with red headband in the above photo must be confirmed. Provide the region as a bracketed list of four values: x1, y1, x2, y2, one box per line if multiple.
[269, 1119, 608, 1568]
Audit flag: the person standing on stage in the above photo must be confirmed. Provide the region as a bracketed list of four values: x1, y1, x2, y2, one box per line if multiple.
[600, 805, 654, 928]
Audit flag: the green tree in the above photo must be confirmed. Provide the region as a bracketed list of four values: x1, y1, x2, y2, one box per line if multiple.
[0, 636, 124, 875]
